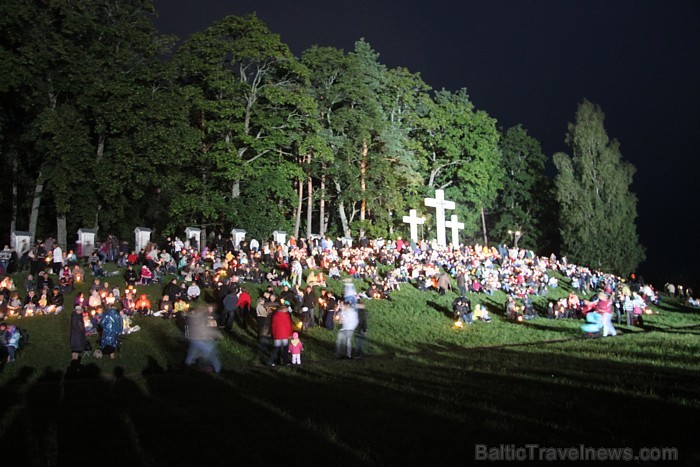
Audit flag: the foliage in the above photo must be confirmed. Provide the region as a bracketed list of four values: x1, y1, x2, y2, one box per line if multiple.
[553, 100, 645, 275]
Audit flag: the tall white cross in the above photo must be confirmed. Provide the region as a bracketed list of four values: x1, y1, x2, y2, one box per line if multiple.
[402, 209, 425, 243]
[445, 214, 465, 248]
[424, 189, 455, 247]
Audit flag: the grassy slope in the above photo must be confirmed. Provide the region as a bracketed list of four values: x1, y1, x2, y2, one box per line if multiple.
[1, 269, 699, 466]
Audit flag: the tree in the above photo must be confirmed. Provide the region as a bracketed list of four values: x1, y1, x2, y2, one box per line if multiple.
[414, 89, 503, 239]
[553, 100, 645, 275]
[492, 124, 551, 250]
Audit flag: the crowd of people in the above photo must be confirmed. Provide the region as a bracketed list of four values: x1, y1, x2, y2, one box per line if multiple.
[0, 231, 696, 367]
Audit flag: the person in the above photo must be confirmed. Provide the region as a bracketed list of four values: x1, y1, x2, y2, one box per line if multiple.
[222, 289, 238, 332]
[437, 272, 451, 295]
[3, 324, 21, 362]
[187, 281, 201, 301]
[255, 298, 269, 338]
[45, 286, 64, 314]
[595, 292, 617, 337]
[185, 306, 222, 373]
[0, 246, 12, 276]
[124, 264, 138, 286]
[343, 279, 357, 305]
[301, 285, 316, 329]
[100, 307, 123, 359]
[288, 331, 304, 365]
[135, 293, 152, 316]
[453, 296, 472, 324]
[237, 288, 251, 331]
[267, 305, 293, 367]
[71, 306, 87, 360]
[355, 303, 368, 358]
[336, 302, 359, 359]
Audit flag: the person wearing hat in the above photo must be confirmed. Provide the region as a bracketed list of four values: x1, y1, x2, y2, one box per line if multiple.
[70, 305, 87, 360]
[288, 332, 304, 365]
[267, 305, 293, 367]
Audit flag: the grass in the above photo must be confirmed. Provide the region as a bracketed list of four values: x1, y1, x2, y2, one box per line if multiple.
[1, 266, 699, 466]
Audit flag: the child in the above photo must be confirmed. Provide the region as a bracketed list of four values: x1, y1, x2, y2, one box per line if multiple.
[288, 331, 304, 365]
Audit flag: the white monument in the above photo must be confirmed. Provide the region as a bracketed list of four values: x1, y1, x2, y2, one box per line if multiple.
[134, 227, 152, 253]
[272, 230, 287, 245]
[402, 209, 425, 243]
[445, 214, 465, 247]
[185, 227, 202, 251]
[424, 189, 455, 247]
[11, 231, 31, 256]
[77, 228, 98, 257]
[230, 229, 246, 248]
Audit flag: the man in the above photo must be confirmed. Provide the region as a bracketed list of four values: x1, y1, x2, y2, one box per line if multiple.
[336, 302, 358, 359]
[45, 286, 64, 314]
[302, 285, 317, 329]
[187, 281, 201, 301]
[185, 307, 222, 373]
[267, 305, 293, 367]
[0, 246, 12, 275]
[221, 289, 238, 332]
[595, 292, 617, 337]
[236, 288, 251, 331]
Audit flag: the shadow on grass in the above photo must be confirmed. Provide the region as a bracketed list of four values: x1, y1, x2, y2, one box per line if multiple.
[2, 337, 699, 466]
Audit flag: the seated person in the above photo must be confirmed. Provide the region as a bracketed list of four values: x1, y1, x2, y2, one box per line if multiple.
[71, 264, 85, 283]
[173, 296, 188, 315]
[123, 265, 138, 286]
[0, 276, 16, 297]
[44, 286, 64, 314]
[187, 281, 201, 301]
[473, 303, 492, 322]
[135, 293, 152, 316]
[0, 295, 7, 320]
[1, 324, 22, 363]
[121, 291, 136, 316]
[139, 265, 153, 285]
[153, 295, 172, 318]
[328, 264, 341, 280]
[88, 289, 103, 311]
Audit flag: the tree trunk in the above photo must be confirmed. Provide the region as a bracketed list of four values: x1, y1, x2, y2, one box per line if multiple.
[294, 176, 303, 239]
[334, 179, 351, 238]
[57, 214, 67, 250]
[319, 168, 326, 237]
[29, 172, 44, 243]
[481, 206, 488, 245]
[10, 154, 17, 235]
[306, 153, 313, 239]
[359, 139, 368, 238]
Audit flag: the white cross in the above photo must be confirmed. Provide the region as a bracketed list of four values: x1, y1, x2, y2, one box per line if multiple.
[445, 214, 464, 248]
[402, 209, 425, 243]
[424, 189, 455, 247]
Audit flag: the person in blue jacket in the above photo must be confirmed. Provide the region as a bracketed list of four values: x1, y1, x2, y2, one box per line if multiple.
[100, 308, 123, 359]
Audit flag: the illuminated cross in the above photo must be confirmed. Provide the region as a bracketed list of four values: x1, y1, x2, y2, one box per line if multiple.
[424, 189, 455, 247]
[402, 209, 425, 243]
[445, 214, 465, 248]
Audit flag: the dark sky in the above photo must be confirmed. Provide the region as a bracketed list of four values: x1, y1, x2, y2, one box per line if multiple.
[153, 0, 700, 288]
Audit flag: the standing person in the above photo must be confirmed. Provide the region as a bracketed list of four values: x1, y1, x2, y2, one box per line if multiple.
[100, 308, 123, 359]
[267, 305, 293, 367]
[236, 288, 251, 331]
[355, 303, 368, 358]
[301, 285, 316, 329]
[336, 302, 359, 359]
[595, 292, 617, 337]
[0, 246, 12, 275]
[222, 289, 238, 332]
[52, 243, 63, 275]
[288, 332, 304, 365]
[185, 306, 222, 373]
[291, 259, 303, 288]
[70, 306, 87, 360]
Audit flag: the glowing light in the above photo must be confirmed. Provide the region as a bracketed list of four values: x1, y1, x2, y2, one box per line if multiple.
[454, 320, 464, 328]
[297, 321, 303, 329]
[75, 274, 83, 283]
[517, 315, 524, 322]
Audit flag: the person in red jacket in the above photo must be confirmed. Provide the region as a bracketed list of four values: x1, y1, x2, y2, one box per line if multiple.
[596, 292, 617, 337]
[236, 289, 251, 331]
[267, 305, 293, 367]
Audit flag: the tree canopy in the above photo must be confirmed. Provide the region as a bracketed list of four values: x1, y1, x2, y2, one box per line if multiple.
[0, 2, 645, 275]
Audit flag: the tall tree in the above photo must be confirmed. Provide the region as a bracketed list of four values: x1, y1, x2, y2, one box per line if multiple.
[553, 100, 645, 275]
[493, 124, 551, 250]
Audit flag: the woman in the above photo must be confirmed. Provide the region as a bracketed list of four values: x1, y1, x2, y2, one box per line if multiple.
[70, 306, 87, 360]
[100, 307, 123, 359]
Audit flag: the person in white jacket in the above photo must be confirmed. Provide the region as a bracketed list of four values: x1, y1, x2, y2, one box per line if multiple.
[336, 302, 359, 359]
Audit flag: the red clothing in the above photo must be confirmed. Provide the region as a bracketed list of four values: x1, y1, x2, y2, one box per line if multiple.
[596, 298, 613, 314]
[270, 310, 293, 340]
[238, 291, 251, 309]
[288, 338, 303, 354]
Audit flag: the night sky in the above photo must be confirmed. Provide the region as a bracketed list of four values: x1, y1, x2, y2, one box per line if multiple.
[153, 0, 700, 289]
